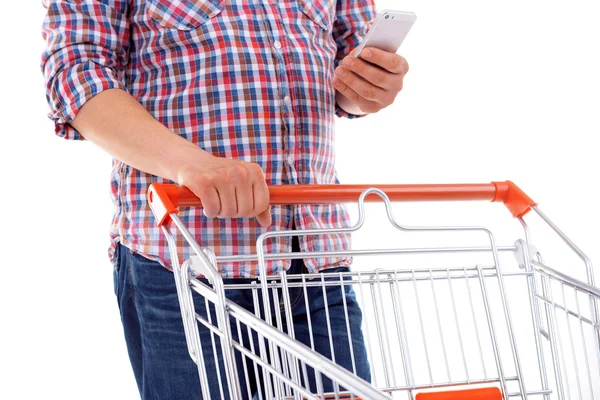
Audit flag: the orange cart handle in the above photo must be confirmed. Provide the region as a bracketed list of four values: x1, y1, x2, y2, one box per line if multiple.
[148, 181, 536, 226]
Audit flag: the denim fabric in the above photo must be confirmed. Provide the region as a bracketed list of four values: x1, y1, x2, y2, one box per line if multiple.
[114, 241, 370, 399]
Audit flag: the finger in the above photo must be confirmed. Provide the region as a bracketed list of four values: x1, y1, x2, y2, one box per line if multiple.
[192, 181, 221, 219]
[256, 205, 272, 227]
[341, 56, 399, 91]
[251, 181, 270, 218]
[334, 66, 392, 104]
[246, 163, 269, 216]
[332, 75, 361, 103]
[234, 183, 253, 218]
[358, 47, 408, 75]
[333, 77, 381, 113]
[215, 182, 237, 218]
[225, 163, 253, 218]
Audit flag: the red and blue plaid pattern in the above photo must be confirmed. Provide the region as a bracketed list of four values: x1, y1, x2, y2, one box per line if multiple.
[41, 0, 376, 278]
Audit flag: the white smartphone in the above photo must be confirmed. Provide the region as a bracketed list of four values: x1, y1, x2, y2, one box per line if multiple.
[354, 10, 417, 59]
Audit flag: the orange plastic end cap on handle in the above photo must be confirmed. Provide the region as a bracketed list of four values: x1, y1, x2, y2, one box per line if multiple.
[492, 180, 537, 218]
[148, 183, 181, 226]
[416, 387, 502, 400]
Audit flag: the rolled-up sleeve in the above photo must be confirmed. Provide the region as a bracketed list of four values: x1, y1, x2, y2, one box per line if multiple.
[41, 0, 130, 140]
[332, 0, 376, 119]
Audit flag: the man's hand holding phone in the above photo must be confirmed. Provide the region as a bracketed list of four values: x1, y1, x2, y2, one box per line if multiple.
[333, 47, 409, 114]
[333, 10, 415, 115]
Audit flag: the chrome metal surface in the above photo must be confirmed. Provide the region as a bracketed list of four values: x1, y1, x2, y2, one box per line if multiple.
[159, 188, 599, 399]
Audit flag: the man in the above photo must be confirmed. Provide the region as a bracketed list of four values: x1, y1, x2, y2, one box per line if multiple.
[41, 0, 408, 398]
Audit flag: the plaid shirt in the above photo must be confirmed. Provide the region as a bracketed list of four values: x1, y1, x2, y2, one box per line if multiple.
[41, 0, 376, 278]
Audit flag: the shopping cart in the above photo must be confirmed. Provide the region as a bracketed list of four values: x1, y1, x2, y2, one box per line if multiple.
[148, 181, 600, 400]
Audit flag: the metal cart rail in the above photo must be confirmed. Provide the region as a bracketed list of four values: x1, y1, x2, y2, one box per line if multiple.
[148, 181, 600, 399]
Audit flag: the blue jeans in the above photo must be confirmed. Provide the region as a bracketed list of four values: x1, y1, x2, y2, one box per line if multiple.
[114, 242, 370, 399]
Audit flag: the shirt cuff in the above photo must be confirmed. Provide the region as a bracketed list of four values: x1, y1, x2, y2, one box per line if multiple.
[335, 104, 368, 119]
[47, 63, 125, 140]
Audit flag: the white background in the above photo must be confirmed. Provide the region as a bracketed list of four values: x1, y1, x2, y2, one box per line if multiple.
[1, 0, 598, 399]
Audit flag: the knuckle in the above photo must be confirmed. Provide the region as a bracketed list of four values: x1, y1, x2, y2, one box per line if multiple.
[248, 163, 264, 178]
[348, 90, 360, 102]
[362, 87, 376, 100]
[403, 59, 410, 74]
[390, 55, 401, 69]
[215, 168, 231, 181]
[256, 180, 269, 194]
[352, 60, 364, 73]
[372, 69, 386, 85]
[195, 173, 216, 190]
[339, 83, 351, 94]
[343, 73, 356, 86]
[229, 165, 250, 183]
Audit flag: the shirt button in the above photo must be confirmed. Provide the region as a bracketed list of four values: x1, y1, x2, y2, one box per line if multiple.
[284, 95, 292, 106]
[287, 155, 294, 165]
[274, 40, 282, 50]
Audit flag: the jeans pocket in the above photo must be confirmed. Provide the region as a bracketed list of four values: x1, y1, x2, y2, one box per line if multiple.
[287, 286, 305, 311]
[113, 244, 122, 298]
